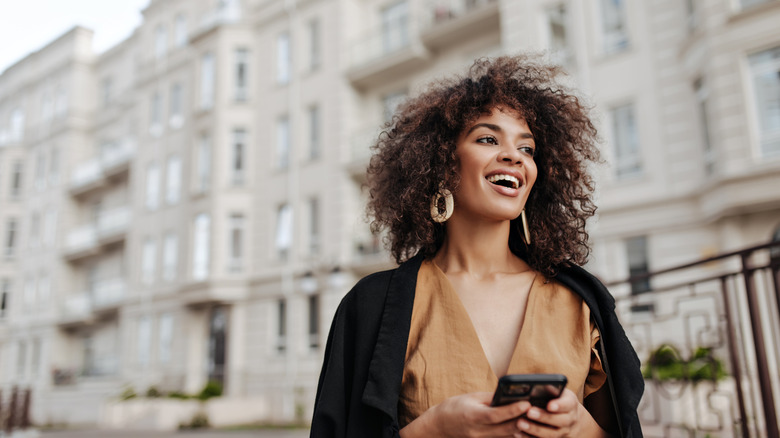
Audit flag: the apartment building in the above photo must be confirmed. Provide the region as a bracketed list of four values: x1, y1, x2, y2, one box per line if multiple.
[0, 0, 778, 430]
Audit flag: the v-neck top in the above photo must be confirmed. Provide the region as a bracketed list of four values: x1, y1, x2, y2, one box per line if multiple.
[398, 260, 607, 427]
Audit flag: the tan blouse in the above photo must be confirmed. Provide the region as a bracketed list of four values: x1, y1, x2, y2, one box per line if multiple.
[398, 260, 607, 427]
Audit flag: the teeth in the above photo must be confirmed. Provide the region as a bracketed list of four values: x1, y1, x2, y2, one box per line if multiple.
[486, 174, 519, 189]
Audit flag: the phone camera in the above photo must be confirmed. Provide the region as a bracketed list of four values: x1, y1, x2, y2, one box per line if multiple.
[507, 384, 531, 395]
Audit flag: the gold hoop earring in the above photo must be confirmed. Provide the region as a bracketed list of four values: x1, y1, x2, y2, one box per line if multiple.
[430, 187, 454, 223]
[520, 209, 531, 245]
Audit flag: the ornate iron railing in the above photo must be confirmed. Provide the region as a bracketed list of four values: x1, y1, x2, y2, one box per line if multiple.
[608, 240, 780, 437]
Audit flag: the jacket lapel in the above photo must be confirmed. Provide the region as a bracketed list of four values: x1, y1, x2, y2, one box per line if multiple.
[361, 254, 423, 420]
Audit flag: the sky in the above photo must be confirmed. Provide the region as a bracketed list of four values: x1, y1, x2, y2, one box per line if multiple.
[0, 0, 150, 73]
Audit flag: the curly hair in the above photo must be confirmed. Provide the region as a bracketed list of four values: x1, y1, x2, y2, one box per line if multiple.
[366, 54, 601, 276]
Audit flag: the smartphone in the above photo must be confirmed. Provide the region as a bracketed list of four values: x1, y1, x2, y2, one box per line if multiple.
[490, 374, 568, 408]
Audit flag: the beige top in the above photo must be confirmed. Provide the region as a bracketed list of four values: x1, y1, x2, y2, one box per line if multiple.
[398, 260, 607, 427]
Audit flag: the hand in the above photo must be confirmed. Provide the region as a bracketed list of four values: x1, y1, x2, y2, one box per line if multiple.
[400, 391, 532, 438]
[514, 389, 608, 438]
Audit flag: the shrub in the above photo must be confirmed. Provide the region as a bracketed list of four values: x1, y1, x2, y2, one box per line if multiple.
[642, 344, 727, 383]
[197, 380, 223, 401]
[146, 386, 162, 398]
[168, 391, 190, 400]
[119, 386, 137, 401]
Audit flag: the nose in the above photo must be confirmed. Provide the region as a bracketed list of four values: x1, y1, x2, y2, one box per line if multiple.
[498, 146, 523, 165]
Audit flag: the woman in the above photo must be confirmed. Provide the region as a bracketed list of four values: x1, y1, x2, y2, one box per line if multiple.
[311, 55, 644, 437]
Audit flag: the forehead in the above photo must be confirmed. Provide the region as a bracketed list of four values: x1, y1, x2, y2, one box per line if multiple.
[460, 107, 533, 136]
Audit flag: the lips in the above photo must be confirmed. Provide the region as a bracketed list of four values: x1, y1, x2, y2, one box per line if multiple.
[486, 174, 520, 189]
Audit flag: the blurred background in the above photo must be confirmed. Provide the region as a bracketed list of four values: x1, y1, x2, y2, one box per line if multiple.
[0, 0, 779, 436]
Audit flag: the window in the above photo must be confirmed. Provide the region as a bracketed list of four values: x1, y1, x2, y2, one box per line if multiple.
[600, 0, 629, 54]
[308, 105, 320, 160]
[694, 78, 714, 174]
[159, 313, 173, 363]
[277, 32, 291, 84]
[31, 338, 41, 377]
[4, 219, 17, 258]
[200, 53, 215, 110]
[277, 298, 287, 352]
[381, 1, 409, 54]
[275, 204, 292, 260]
[150, 91, 163, 133]
[29, 212, 40, 248]
[44, 209, 57, 247]
[308, 294, 320, 349]
[162, 232, 178, 281]
[24, 278, 35, 311]
[748, 46, 780, 157]
[169, 82, 183, 127]
[10, 161, 22, 198]
[41, 91, 53, 122]
[55, 86, 67, 118]
[137, 316, 151, 366]
[234, 48, 249, 101]
[17, 341, 26, 378]
[166, 155, 182, 205]
[145, 163, 160, 210]
[308, 197, 320, 255]
[1, 279, 10, 318]
[685, 0, 699, 31]
[101, 77, 113, 107]
[141, 238, 157, 285]
[196, 134, 212, 193]
[49, 147, 59, 184]
[610, 103, 641, 179]
[38, 274, 50, 307]
[175, 14, 187, 47]
[192, 213, 210, 280]
[277, 115, 290, 168]
[546, 4, 572, 68]
[155, 25, 167, 59]
[10, 108, 24, 142]
[231, 128, 246, 185]
[228, 214, 244, 272]
[740, 0, 773, 9]
[308, 19, 321, 70]
[35, 151, 45, 190]
[382, 91, 407, 123]
[626, 236, 652, 312]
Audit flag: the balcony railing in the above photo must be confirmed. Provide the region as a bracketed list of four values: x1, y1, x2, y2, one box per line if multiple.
[64, 207, 130, 259]
[92, 278, 126, 309]
[607, 240, 780, 438]
[418, 0, 500, 49]
[61, 294, 91, 321]
[420, 0, 497, 26]
[350, 15, 412, 69]
[69, 140, 135, 194]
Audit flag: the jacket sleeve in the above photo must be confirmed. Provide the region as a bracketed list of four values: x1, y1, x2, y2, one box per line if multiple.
[310, 292, 356, 437]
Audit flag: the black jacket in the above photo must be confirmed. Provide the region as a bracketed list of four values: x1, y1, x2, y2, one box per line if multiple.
[311, 255, 644, 437]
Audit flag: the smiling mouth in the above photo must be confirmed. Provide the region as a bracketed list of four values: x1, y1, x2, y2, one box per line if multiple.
[486, 174, 520, 189]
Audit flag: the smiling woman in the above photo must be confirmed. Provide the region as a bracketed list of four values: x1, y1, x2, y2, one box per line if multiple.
[311, 55, 644, 438]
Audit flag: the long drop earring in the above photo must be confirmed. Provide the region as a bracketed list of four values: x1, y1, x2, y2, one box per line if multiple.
[430, 187, 454, 223]
[520, 209, 531, 245]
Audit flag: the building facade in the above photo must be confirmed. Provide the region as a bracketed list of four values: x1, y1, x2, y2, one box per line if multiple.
[0, 0, 779, 429]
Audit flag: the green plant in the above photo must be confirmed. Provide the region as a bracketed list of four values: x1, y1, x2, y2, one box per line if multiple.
[197, 380, 223, 401]
[119, 386, 137, 401]
[146, 386, 162, 398]
[642, 344, 727, 383]
[189, 411, 210, 428]
[168, 391, 190, 399]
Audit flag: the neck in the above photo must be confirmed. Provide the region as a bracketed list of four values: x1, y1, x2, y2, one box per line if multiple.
[433, 214, 524, 277]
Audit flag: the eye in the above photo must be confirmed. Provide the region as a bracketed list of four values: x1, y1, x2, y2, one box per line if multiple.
[476, 135, 498, 145]
[519, 146, 536, 157]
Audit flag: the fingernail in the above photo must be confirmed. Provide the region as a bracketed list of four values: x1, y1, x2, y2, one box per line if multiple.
[519, 420, 530, 430]
[527, 409, 540, 419]
[549, 402, 558, 412]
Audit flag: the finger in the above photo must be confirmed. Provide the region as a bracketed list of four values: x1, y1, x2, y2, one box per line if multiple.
[525, 406, 575, 429]
[546, 388, 578, 413]
[486, 400, 532, 424]
[517, 416, 561, 438]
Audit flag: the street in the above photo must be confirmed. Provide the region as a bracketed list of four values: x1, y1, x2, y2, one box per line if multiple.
[39, 429, 309, 438]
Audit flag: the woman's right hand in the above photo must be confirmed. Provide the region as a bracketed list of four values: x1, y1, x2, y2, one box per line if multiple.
[400, 392, 532, 438]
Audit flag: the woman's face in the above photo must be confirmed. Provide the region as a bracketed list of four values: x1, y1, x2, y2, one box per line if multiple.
[452, 107, 537, 222]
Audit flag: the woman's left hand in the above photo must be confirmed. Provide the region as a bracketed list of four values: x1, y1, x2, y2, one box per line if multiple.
[513, 388, 609, 438]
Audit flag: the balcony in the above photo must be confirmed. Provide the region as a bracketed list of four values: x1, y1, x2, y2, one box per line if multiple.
[69, 140, 135, 196]
[190, 3, 241, 43]
[58, 279, 126, 328]
[419, 0, 500, 50]
[63, 207, 131, 261]
[351, 233, 393, 277]
[346, 15, 430, 89]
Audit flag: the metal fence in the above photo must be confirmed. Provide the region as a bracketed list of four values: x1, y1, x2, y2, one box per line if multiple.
[608, 240, 780, 437]
[0, 386, 31, 434]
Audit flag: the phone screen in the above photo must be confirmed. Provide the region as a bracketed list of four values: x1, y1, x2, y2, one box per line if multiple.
[490, 374, 567, 407]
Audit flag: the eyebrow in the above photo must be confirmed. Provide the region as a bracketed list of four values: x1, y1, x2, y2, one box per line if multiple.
[465, 122, 535, 139]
